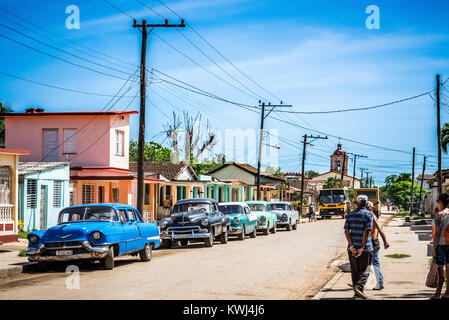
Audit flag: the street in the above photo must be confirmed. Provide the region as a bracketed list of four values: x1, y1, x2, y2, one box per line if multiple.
[0, 219, 347, 300]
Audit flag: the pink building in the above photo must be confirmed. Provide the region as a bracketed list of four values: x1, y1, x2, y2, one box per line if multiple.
[2, 109, 162, 215]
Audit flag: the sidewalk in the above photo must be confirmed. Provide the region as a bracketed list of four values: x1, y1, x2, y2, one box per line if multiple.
[313, 216, 435, 300]
[0, 239, 34, 279]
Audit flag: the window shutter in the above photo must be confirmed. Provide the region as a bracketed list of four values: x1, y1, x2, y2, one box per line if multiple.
[43, 129, 59, 161]
[63, 129, 77, 154]
[115, 130, 124, 156]
[53, 181, 62, 207]
[82, 185, 95, 204]
[27, 180, 37, 209]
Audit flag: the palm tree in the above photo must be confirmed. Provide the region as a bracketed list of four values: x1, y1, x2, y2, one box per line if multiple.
[0, 101, 12, 148]
[442, 123, 449, 153]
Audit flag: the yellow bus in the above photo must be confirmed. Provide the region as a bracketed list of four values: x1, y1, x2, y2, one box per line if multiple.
[318, 188, 351, 219]
[354, 188, 381, 215]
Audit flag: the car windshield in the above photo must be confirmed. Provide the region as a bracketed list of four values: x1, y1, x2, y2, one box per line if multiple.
[357, 191, 377, 199]
[58, 206, 119, 223]
[219, 205, 244, 214]
[271, 203, 289, 211]
[174, 203, 211, 213]
[248, 204, 264, 212]
[320, 190, 345, 204]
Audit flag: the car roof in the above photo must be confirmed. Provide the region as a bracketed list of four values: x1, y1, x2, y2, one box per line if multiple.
[270, 201, 291, 204]
[63, 203, 137, 210]
[218, 202, 248, 206]
[246, 201, 268, 204]
[175, 198, 217, 204]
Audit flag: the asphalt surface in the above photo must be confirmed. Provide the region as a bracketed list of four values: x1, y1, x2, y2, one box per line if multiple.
[0, 218, 347, 299]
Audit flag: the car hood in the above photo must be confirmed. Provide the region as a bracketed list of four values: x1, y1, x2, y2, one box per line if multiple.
[272, 210, 289, 217]
[42, 222, 115, 243]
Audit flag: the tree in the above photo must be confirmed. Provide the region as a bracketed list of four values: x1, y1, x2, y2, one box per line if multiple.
[441, 123, 449, 153]
[191, 154, 226, 175]
[323, 177, 343, 189]
[163, 111, 217, 163]
[381, 173, 413, 204]
[129, 140, 172, 162]
[305, 170, 319, 178]
[0, 101, 12, 148]
[388, 180, 426, 210]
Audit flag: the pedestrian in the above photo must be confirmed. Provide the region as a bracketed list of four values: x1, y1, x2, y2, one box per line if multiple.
[431, 193, 449, 299]
[162, 196, 173, 219]
[344, 194, 374, 299]
[308, 203, 316, 222]
[366, 201, 389, 290]
[387, 203, 391, 212]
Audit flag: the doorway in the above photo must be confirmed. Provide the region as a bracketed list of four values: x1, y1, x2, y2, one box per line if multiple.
[40, 185, 47, 229]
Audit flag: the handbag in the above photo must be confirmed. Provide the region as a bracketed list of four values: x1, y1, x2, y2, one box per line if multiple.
[426, 260, 440, 288]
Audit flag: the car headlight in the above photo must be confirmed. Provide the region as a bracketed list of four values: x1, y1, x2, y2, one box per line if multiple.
[259, 215, 266, 222]
[282, 214, 288, 219]
[92, 231, 102, 240]
[29, 234, 39, 244]
[201, 219, 209, 227]
[160, 221, 168, 229]
[232, 217, 240, 225]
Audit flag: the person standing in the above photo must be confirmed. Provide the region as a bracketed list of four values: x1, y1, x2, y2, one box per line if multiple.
[308, 203, 316, 222]
[431, 193, 449, 299]
[162, 196, 173, 219]
[344, 195, 374, 299]
[366, 201, 389, 290]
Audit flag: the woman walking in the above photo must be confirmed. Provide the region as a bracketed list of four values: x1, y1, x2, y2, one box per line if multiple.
[431, 193, 449, 299]
[366, 201, 389, 290]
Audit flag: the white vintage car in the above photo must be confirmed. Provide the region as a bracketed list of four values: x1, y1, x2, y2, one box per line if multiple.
[269, 201, 299, 231]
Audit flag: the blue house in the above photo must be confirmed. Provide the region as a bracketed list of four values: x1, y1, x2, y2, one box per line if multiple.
[18, 162, 70, 231]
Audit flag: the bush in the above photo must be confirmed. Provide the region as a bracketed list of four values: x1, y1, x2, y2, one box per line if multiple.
[18, 249, 27, 257]
[18, 231, 28, 239]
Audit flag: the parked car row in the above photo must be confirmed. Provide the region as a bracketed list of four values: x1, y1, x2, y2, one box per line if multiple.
[26, 198, 300, 271]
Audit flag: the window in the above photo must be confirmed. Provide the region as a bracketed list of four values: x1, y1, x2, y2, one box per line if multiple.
[112, 188, 119, 203]
[115, 130, 124, 156]
[53, 181, 62, 207]
[144, 184, 150, 205]
[98, 186, 105, 203]
[26, 180, 37, 209]
[43, 129, 59, 161]
[118, 209, 128, 222]
[82, 185, 95, 204]
[0, 167, 11, 204]
[63, 128, 77, 154]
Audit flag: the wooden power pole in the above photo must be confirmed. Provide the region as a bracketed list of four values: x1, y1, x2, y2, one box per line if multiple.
[347, 153, 367, 188]
[299, 135, 328, 214]
[418, 156, 426, 213]
[256, 101, 291, 200]
[410, 147, 416, 216]
[437, 74, 442, 195]
[133, 18, 185, 215]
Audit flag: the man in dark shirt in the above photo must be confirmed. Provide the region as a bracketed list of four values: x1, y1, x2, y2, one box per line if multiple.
[344, 195, 374, 299]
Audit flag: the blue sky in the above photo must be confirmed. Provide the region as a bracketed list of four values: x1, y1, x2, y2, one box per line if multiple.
[1, 0, 449, 185]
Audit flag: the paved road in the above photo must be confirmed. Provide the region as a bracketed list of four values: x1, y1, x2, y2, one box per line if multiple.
[0, 218, 347, 299]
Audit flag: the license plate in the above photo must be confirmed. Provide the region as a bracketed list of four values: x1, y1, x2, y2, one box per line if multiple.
[56, 250, 73, 256]
[177, 234, 189, 239]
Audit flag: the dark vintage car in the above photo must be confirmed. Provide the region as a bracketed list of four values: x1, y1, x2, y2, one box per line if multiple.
[159, 198, 230, 248]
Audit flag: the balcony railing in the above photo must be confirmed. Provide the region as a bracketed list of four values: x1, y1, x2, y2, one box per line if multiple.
[0, 204, 13, 222]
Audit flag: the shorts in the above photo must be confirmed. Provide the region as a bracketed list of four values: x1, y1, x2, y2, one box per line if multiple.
[435, 245, 449, 265]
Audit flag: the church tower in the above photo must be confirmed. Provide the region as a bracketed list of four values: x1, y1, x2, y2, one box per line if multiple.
[330, 143, 348, 175]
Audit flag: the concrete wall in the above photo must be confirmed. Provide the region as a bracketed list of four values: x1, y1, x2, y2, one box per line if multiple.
[210, 166, 255, 185]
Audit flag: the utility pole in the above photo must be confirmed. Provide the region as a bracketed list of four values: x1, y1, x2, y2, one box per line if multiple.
[256, 101, 291, 200]
[434, 74, 443, 219]
[410, 147, 416, 216]
[418, 156, 426, 213]
[340, 152, 346, 185]
[360, 168, 368, 188]
[133, 18, 185, 215]
[299, 135, 328, 214]
[347, 153, 367, 188]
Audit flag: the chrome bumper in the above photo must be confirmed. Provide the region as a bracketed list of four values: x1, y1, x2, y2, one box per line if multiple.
[27, 241, 109, 262]
[277, 221, 289, 226]
[256, 224, 268, 230]
[160, 226, 211, 240]
[229, 226, 243, 235]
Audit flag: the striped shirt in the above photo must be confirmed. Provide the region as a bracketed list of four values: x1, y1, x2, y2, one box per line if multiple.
[344, 208, 373, 252]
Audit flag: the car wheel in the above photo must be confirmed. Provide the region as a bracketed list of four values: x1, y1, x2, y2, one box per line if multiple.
[139, 243, 152, 262]
[250, 226, 257, 238]
[180, 240, 189, 247]
[103, 247, 114, 270]
[286, 219, 292, 231]
[270, 222, 277, 234]
[292, 222, 297, 230]
[263, 223, 269, 236]
[220, 227, 229, 244]
[205, 230, 214, 247]
[238, 225, 245, 241]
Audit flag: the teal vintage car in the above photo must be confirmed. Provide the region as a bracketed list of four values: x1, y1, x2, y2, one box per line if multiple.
[246, 201, 277, 235]
[218, 202, 258, 240]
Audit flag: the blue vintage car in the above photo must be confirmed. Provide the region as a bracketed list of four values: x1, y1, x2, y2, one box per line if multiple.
[26, 204, 160, 270]
[218, 202, 258, 240]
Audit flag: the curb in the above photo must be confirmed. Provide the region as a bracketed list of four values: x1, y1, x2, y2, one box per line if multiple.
[0, 263, 36, 280]
[312, 270, 345, 300]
